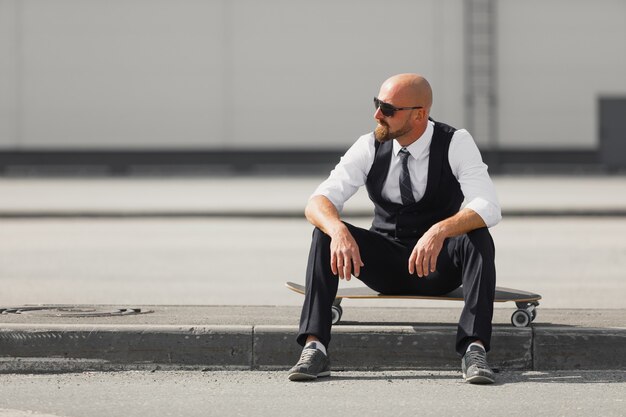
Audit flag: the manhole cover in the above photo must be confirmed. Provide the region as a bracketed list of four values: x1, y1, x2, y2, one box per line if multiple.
[0, 306, 153, 317]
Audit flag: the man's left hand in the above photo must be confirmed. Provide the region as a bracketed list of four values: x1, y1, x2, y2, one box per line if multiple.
[409, 225, 446, 277]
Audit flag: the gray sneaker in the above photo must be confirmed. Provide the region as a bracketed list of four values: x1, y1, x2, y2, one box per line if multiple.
[288, 343, 331, 381]
[461, 345, 495, 384]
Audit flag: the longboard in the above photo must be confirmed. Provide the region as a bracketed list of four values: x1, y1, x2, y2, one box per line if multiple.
[286, 281, 541, 327]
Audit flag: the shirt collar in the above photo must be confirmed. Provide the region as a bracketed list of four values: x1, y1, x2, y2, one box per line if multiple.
[393, 120, 434, 159]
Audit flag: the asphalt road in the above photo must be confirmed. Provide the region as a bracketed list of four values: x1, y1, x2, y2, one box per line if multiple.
[0, 371, 624, 417]
[1, 216, 625, 308]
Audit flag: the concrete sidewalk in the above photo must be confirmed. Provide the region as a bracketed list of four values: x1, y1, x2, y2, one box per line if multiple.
[0, 175, 625, 217]
[1, 305, 625, 373]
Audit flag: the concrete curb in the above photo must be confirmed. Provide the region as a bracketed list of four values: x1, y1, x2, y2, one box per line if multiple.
[1, 323, 625, 373]
[0, 324, 253, 373]
[534, 327, 626, 370]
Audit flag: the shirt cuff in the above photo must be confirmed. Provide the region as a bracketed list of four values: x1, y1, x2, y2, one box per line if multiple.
[464, 197, 502, 228]
[309, 191, 344, 213]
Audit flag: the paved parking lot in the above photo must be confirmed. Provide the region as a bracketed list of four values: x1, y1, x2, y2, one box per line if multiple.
[0, 371, 624, 417]
[1, 216, 624, 308]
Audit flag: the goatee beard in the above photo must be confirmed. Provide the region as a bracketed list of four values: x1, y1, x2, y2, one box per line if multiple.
[374, 123, 391, 143]
[375, 120, 413, 143]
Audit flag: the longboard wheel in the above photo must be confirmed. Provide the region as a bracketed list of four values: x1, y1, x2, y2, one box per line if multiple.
[331, 306, 343, 325]
[511, 309, 532, 327]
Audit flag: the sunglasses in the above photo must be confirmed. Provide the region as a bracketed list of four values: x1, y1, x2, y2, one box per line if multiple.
[374, 97, 423, 117]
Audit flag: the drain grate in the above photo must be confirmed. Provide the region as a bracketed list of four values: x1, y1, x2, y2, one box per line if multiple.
[0, 306, 153, 317]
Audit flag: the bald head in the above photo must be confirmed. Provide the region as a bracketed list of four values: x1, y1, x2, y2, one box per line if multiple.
[379, 73, 433, 111]
[374, 74, 433, 145]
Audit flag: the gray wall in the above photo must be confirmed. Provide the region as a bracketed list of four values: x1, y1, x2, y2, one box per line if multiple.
[498, 0, 626, 150]
[0, 0, 624, 151]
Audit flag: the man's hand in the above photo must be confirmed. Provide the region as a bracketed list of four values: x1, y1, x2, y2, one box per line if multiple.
[408, 208, 488, 277]
[409, 225, 446, 277]
[305, 195, 365, 281]
[329, 226, 364, 281]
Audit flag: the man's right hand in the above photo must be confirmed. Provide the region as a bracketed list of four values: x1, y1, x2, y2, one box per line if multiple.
[305, 195, 364, 281]
[329, 224, 364, 280]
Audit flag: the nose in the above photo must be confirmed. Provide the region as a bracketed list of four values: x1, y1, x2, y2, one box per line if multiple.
[374, 106, 385, 121]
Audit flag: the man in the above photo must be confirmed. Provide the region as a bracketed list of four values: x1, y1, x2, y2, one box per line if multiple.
[288, 74, 501, 384]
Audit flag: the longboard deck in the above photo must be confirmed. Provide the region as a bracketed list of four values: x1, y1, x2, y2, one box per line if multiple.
[286, 282, 541, 303]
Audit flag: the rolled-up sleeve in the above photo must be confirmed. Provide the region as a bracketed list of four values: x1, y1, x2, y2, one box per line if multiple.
[311, 134, 374, 213]
[448, 129, 502, 227]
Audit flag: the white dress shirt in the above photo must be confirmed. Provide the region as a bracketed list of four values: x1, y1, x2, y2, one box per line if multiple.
[312, 120, 502, 228]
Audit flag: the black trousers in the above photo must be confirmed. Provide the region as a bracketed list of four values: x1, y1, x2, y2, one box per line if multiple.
[297, 222, 496, 356]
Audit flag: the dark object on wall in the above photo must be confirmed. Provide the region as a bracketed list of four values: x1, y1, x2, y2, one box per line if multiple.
[599, 97, 626, 172]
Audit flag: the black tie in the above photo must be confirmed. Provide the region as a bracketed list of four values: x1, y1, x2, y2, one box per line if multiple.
[399, 148, 415, 205]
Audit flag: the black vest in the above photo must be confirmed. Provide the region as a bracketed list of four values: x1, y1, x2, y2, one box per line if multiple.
[365, 121, 464, 240]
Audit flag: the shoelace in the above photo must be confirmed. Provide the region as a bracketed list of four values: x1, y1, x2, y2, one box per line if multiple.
[466, 350, 489, 369]
[296, 348, 318, 365]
